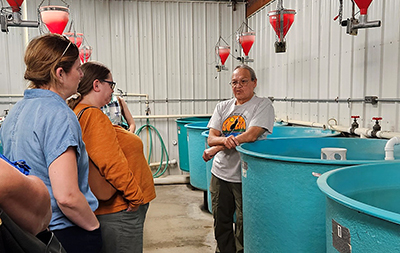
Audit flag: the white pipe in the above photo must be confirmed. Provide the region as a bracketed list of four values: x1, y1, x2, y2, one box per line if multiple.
[375, 131, 400, 139]
[153, 174, 190, 185]
[0, 94, 23, 97]
[149, 159, 177, 168]
[284, 119, 327, 129]
[124, 93, 148, 98]
[22, 0, 29, 47]
[133, 114, 212, 119]
[281, 118, 400, 139]
[329, 125, 351, 133]
[353, 127, 372, 138]
[384, 137, 400, 160]
[115, 93, 149, 100]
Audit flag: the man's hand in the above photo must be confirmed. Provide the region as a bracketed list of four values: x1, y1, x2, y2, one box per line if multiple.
[223, 135, 239, 149]
[203, 146, 220, 162]
[203, 148, 216, 162]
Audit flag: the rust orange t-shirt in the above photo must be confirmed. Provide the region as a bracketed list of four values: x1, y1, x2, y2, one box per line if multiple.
[74, 103, 156, 215]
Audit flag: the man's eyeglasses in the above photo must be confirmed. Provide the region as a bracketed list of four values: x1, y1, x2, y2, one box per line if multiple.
[229, 79, 251, 88]
[101, 80, 117, 90]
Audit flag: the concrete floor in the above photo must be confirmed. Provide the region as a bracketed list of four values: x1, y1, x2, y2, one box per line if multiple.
[143, 184, 216, 253]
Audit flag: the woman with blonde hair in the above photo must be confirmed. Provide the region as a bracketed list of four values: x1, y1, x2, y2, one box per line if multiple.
[0, 33, 102, 252]
[68, 61, 156, 253]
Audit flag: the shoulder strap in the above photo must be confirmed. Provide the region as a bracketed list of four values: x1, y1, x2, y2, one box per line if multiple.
[76, 106, 97, 121]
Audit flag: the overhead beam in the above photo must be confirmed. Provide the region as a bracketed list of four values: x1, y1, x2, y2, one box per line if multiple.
[246, 0, 274, 18]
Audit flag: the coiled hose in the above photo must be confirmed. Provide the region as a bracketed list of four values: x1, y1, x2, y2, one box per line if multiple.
[135, 118, 169, 178]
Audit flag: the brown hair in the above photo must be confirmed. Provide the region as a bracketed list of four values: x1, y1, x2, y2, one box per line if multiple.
[68, 61, 111, 109]
[24, 33, 79, 89]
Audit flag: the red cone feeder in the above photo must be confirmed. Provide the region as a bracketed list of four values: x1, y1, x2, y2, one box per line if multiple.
[239, 31, 255, 57]
[6, 0, 24, 12]
[215, 36, 230, 72]
[64, 32, 84, 48]
[39, 6, 69, 34]
[218, 46, 230, 66]
[354, 0, 373, 15]
[268, 9, 296, 53]
[80, 45, 92, 63]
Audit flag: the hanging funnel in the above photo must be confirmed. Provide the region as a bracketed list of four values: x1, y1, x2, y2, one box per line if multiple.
[39, 6, 69, 34]
[268, 9, 296, 41]
[268, 8, 296, 53]
[239, 31, 255, 56]
[353, 0, 373, 15]
[6, 0, 24, 12]
[64, 32, 84, 48]
[80, 45, 92, 63]
[215, 36, 230, 72]
[218, 46, 230, 66]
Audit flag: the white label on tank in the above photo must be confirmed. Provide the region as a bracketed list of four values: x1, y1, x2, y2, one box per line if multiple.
[338, 225, 342, 238]
[242, 161, 248, 178]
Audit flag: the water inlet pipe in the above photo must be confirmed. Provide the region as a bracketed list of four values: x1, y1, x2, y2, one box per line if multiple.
[153, 174, 190, 185]
[132, 114, 212, 120]
[277, 117, 400, 140]
[384, 137, 400, 160]
[328, 119, 400, 139]
[149, 159, 177, 168]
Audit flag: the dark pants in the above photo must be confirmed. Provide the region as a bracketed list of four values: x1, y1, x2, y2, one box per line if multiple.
[210, 174, 243, 253]
[97, 204, 149, 253]
[53, 225, 102, 253]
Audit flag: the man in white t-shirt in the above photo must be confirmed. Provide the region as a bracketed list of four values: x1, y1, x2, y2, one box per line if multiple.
[203, 65, 275, 253]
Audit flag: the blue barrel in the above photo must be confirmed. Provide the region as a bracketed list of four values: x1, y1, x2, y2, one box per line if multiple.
[237, 137, 400, 253]
[186, 122, 209, 190]
[317, 162, 400, 253]
[176, 117, 210, 172]
[269, 125, 340, 138]
[201, 130, 213, 213]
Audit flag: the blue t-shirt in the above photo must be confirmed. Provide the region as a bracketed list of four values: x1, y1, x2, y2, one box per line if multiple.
[0, 89, 98, 231]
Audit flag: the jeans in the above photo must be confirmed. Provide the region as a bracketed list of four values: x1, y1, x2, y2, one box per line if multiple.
[97, 204, 149, 253]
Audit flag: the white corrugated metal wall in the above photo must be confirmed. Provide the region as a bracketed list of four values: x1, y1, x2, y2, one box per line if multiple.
[1, 0, 400, 174]
[0, 0, 245, 175]
[249, 0, 400, 132]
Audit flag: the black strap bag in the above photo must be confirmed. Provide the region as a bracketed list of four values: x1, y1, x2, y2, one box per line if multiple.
[0, 209, 66, 253]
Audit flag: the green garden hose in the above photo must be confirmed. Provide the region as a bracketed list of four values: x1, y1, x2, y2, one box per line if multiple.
[136, 118, 169, 178]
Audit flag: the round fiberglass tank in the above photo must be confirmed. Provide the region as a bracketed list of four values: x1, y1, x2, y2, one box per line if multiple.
[202, 126, 339, 214]
[269, 125, 340, 138]
[186, 122, 209, 190]
[237, 137, 400, 253]
[317, 162, 400, 253]
[176, 117, 210, 172]
[201, 130, 213, 213]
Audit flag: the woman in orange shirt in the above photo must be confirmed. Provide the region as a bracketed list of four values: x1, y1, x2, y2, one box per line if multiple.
[68, 61, 156, 253]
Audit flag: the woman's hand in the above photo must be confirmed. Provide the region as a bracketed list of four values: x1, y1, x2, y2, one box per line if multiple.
[127, 205, 140, 212]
